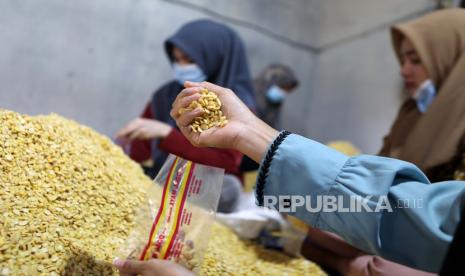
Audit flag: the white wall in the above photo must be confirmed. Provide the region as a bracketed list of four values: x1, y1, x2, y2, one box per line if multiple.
[0, 0, 437, 153]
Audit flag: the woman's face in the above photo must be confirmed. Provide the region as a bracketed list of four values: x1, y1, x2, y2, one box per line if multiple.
[172, 47, 193, 65]
[399, 38, 429, 96]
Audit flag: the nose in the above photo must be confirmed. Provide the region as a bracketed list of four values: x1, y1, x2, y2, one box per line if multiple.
[400, 61, 412, 78]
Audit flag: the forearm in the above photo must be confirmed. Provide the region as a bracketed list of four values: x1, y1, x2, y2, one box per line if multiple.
[236, 117, 279, 163]
[255, 133, 463, 272]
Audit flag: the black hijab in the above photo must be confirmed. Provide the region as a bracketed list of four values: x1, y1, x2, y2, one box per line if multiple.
[150, 19, 256, 172]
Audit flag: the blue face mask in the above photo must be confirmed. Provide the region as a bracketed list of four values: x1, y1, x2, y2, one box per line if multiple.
[412, 79, 436, 113]
[173, 63, 207, 85]
[266, 85, 286, 104]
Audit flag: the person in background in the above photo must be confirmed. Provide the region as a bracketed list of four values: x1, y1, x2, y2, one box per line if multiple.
[114, 80, 464, 275]
[116, 19, 256, 213]
[241, 64, 299, 172]
[379, 8, 465, 182]
[254, 64, 299, 129]
[301, 8, 465, 276]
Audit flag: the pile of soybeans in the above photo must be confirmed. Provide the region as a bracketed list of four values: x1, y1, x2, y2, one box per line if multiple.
[0, 110, 324, 276]
[202, 223, 325, 276]
[0, 110, 150, 275]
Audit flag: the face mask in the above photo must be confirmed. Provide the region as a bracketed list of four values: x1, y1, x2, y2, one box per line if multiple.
[173, 63, 207, 85]
[412, 79, 436, 113]
[266, 85, 286, 104]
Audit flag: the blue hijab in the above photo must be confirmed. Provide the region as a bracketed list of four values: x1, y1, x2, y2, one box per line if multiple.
[150, 19, 256, 172]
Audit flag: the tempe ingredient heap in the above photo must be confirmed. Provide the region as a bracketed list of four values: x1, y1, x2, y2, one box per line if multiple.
[179, 88, 228, 133]
[0, 109, 324, 276]
[0, 110, 151, 275]
[200, 223, 325, 276]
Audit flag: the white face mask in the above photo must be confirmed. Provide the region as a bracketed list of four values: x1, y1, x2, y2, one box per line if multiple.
[412, 79, 436, 113]
[173, 63, 207, 85]
[265, 85, 286, 104]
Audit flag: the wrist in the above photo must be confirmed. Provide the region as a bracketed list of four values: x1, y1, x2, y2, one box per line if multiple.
[236, 118, 279, 163]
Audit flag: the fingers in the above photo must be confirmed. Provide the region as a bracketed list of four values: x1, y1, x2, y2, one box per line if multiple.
[198, 81, 230, 96]
[171, 92, 202, 119]
[127, 126, 146, 140]
[176, 108, 204, 128]
[116, 119, 153, 141]
[171, 82, 231, 122]
[183, 81, 203, 88]
[115, 119, 140, 140]
[113, 258, 147, 276]
[172, 87, 201, 108]
[184, 81, 230, 97]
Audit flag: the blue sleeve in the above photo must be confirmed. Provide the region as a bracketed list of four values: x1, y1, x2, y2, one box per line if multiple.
[255, 133, 465, 273]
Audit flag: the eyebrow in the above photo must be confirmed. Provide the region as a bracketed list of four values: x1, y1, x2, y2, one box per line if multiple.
[401, 50, 418, 57]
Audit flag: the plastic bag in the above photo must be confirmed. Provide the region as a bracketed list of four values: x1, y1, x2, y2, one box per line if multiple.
[216, 192, 306, 257]
[119, 154, 224, 273]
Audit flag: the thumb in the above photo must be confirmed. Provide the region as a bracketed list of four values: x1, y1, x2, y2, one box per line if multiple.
[113, 258, 147, 275]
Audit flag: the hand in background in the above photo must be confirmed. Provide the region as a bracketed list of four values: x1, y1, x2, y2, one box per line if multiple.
[113, 258, 194, 276]
[115, 118, 172, 141]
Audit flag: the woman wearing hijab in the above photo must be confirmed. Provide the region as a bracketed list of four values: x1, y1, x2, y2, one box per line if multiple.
[115, 80, 465, 276]
[114, 10, 465, 276]
[240, 64, 299, 172]
[116, 19, 256, 213]
[254, 64, 299, 129]
[379, 8, 465, 182]
[299, 9, 465, 276]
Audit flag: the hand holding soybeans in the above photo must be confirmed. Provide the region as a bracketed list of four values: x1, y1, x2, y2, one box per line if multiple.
[170, 81, 278, 163]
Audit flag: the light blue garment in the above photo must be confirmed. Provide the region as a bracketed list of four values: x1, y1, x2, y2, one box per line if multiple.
[265, 85, 286, 104]
[255, 133, 465, 273]
[173, 63, 207, 85]
[413, 79, 436, 113]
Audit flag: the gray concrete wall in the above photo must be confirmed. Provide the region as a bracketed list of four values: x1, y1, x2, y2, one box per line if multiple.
[0, 0, 437, 154]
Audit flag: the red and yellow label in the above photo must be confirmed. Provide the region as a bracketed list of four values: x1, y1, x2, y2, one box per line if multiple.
[140, 157, 195, 260]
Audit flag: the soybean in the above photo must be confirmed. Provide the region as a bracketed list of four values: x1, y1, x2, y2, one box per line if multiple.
[179, 89, 228, 133]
